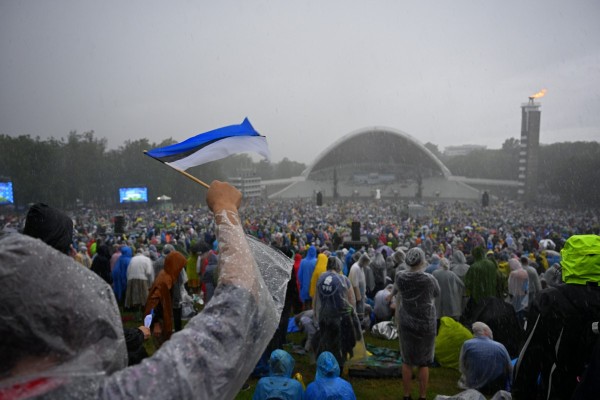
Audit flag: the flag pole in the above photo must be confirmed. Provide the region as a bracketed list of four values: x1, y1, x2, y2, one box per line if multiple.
[144, 150, 210, 189]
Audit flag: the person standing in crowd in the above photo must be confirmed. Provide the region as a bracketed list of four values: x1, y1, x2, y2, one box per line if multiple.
[0, 180, 285, 399]
[252, 349, 304, 400]
[370, 251, 387, 294]
[386, 249, 406, 282]
[391, 247, 440, 400]
[153, 243, 174, 278]
[513, 234, 600, 399]
[309, 252, 329, 302]
[314, 256, 357, 372]
[349, 253, 370, 319]
[507, 258, 529, 329]
[91, 243, 113, 285]
[75, 243, 92, 268]
[112, 245, 133, 305]
[22, 202, 73, 255]
[449, 250, 470, 282]
[298, 245, 318, 309]
[202, 250, 219, 303]
[305, 351, 356, 400]
[144, 250, 187, 348]
[432, 257, 465, 322]
[458, 322, 512, 395]
[464, 246, 498, 312]
[109, 243, 122, 272]
[520, 255, 542, 308]
[125, 247, 154, 319]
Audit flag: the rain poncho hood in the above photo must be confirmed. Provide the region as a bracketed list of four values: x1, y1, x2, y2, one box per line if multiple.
[309, 253, 328, 298]
[22, 203, 73, 254]
[0, 233, 127, 390]
[560, 234, 600, 285]
[252, 350, 303, 400]
[305, 351, 356, 400]
[269, 349, 295, 378]
[316, 351, 340, 379]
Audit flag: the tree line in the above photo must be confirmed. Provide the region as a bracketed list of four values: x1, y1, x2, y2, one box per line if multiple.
[1, 132, 598, 209]
[0, 131, 305, 209]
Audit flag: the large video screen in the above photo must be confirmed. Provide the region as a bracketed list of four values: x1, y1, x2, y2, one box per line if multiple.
[0, 181, 14, 205]
[119, 187, 148, 203]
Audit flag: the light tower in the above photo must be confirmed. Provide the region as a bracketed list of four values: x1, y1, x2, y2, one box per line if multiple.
[518, 89, 545, 205]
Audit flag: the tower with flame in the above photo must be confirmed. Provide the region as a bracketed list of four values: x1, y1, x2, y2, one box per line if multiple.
[518, 89, 546, 205]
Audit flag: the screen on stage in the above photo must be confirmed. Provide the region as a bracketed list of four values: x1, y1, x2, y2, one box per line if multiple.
[119, 187, 148, 203]
[0, 181, 14, 205]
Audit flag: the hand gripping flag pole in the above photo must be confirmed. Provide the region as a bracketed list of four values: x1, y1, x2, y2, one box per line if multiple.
[144, 118, 271, 189]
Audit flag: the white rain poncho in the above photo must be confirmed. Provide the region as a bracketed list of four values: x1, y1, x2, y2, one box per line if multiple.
[0, 209, 292, 400]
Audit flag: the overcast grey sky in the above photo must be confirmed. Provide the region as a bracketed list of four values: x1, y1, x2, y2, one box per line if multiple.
[1, 1, 599, 164]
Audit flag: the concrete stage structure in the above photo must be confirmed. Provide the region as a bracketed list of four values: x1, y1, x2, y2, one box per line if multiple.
[265, 127, 516, 201]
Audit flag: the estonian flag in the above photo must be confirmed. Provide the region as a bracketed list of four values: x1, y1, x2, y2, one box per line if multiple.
[146, 118, 271, 171]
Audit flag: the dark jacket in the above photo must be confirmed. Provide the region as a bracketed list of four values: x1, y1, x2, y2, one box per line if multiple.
[513, 283, 600, 399]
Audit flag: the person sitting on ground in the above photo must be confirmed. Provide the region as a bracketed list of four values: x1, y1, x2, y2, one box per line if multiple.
[0, 180, 286, 399]
[373, 284, 395, 323]
[458, 321, 512, 395]
[294, 309, 318, 356]
[305, 351, 356, 400]
[252, 349, 304, 400]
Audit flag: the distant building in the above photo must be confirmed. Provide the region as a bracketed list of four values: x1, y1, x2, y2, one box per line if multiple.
[443, 144, 487, 157]
[229, 169, 262, 198]
[518, 98, 542, 205]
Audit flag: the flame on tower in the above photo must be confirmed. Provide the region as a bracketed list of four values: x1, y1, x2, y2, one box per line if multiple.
[529, 88, 547, 99]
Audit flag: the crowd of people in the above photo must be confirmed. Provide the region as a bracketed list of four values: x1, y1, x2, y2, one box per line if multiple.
[1, 192, 599, 399]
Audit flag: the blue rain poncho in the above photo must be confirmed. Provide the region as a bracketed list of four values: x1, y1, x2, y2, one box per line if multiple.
[298, 246, 317, 302]
[252, 350, 304, 400]
[305, 352, 356, 400]
[0, 208, 291, 400]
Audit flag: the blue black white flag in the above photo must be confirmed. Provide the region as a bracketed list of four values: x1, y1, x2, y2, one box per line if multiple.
[146, 118, 270, 170]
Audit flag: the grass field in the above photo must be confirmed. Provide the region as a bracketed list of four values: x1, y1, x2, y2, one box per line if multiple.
[123, 309, 464, 400]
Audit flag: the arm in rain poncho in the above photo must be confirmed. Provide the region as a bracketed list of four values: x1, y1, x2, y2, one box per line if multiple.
[0, 182, 290, 400]
[102, 183, 284, 399]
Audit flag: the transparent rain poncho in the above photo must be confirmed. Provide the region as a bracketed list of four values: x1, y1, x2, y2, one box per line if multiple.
[0, 209, 292, 400]
[0, 233, 128, 399]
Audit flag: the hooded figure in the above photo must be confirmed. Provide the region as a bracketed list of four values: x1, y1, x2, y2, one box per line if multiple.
[514, 234, 600, 399]
[507, 258, 528, 326]
[391, 247, 440, 400]
[252, 349, 304, 400]
[449, 250, 470, 282]
[111, 246, 133, 303]
[91, 243, 113, 284]
[309, 253, 328, 299]
[0, 233, 127, 398]
[305, 351, 356, 400]
[144, 250, 187, 347]
[298, 246, 318, 306]
[23, 203, 73, 254]
[464, 246, 498, 305]
[433, 258, 465, 320]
